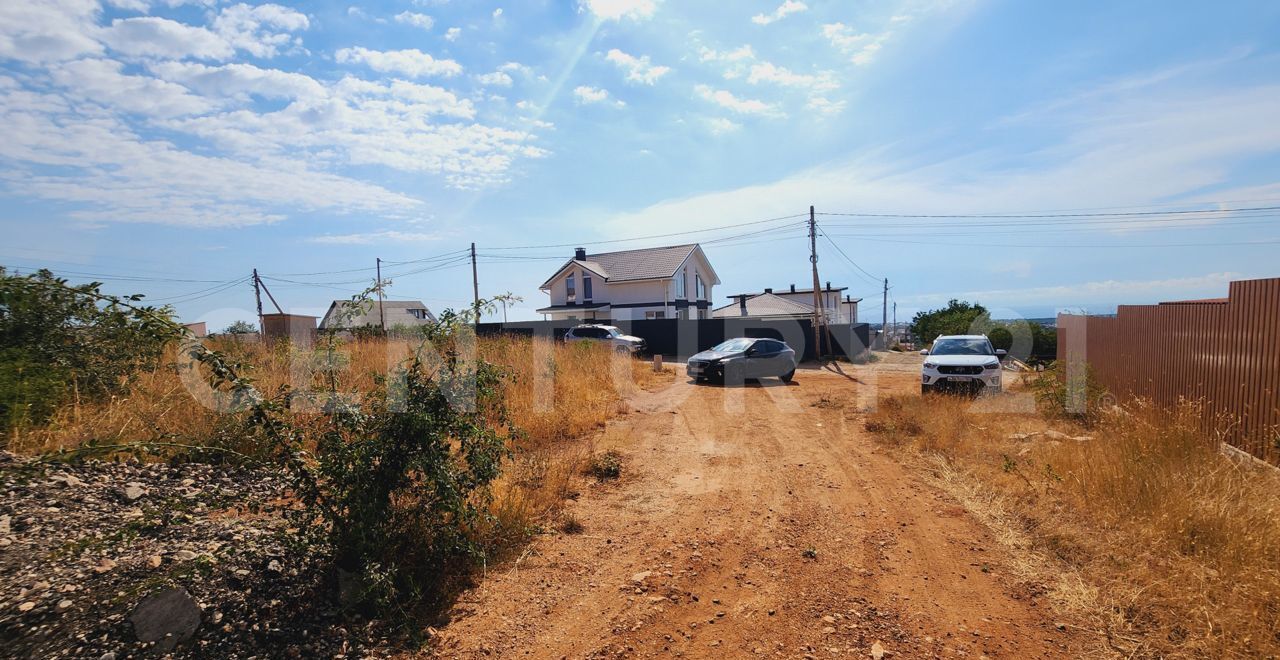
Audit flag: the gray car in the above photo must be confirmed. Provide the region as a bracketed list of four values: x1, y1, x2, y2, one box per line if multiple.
[686, 338, 797, 385]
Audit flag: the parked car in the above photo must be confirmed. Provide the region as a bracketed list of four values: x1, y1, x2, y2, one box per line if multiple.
[920, 334, 1006, 395]
[563, 324, 646, 355]
[686, 337, 797, 384]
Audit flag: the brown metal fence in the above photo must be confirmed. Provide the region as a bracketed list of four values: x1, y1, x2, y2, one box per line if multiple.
[1057, 277, 1280, 462]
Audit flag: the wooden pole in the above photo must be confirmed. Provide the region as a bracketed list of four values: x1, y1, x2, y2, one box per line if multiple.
[809, 205, 823, 360]
[470, 242, 480, 325]
[376, 257, 386, 334]
[881, 278, 889, 350]
[252, 268, 264, 333]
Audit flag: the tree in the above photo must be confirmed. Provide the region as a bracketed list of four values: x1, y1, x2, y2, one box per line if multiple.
[910, 300, 991, 345]
[223, 320, 256, 334]
[1, 268, 172, 432]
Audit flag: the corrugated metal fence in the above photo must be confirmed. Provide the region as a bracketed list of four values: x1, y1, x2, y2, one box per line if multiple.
[1057, 277, 1280, 462]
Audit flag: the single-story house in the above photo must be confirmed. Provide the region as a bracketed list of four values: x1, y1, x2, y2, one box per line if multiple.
[537, 244, 720, 321]
[713, 283, 860, 323]
[319, 300, 435, 330]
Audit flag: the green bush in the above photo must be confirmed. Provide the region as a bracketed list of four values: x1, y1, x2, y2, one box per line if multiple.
[1029, 361, 1111, 424]
[0, 268, 171, 436]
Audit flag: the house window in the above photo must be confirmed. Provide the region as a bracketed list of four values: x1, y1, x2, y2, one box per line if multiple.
[409, 308, 429, 320]
[677, 308, 689, 320]
[582, 272, 592, 301]
[695, 274, 706, 300]
[697, 308, 708, 320]
[566, 273, 576, 302]
[675, 269, 686, 298]
[645, 311, 665, 320]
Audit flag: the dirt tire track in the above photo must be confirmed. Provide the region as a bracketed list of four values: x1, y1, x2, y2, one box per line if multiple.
[430, 365, 1081, 658]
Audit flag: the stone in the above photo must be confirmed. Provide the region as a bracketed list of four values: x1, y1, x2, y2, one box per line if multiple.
[56, 599, 73, 612]
[172, 550, 198, 562]
[147, 555, 164, 568]
[1043, 430, 1071, 440]
[99, 653, 116, 660]
[630, 571, 651, 584]
[130, 588, 201, 653]
[94, 558, 117, 574]
[0, 514, 9, 535]
[871, 641, 887, 659]
[18, 601, 35, 612]
[121, 484, 146, 502]
[822, 615, 836, 624]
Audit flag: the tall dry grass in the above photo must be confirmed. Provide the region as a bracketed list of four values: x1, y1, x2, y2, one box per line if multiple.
[9, 334, 674, 554]
[865, 392, 1280, 657]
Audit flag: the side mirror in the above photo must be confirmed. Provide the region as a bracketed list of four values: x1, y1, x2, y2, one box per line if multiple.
[919, 349, 929, 356]
[744, 347, 757, 356]
[996, 349, 1007, 358]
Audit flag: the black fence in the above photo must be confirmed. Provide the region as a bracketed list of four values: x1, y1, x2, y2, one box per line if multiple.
[475, 318, 870, 362]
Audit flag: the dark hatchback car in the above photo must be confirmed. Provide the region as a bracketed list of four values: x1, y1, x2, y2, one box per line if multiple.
[686, 338, 797, 384]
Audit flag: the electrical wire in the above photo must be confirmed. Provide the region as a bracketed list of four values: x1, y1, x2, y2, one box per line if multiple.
[815, 204, 1280, 220]
[817, 230, 883, 286]
[483, 213, 807, 250]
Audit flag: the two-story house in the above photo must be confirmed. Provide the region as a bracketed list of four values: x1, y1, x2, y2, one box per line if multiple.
[537, 244, 720, 322]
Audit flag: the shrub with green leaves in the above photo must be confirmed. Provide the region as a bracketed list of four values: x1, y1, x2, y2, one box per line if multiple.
[1, 268, 172, 435]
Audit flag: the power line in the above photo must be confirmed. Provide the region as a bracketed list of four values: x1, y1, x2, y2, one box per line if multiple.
[483, 213, 807, 251]
[815, 204, 1280, 220]
[850, 236, 1280, 249]
[817, 230, 882, 285]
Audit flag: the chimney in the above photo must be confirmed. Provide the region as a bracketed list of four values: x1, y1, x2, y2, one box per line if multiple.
[825, 281, 831, 291]
[574, 247, 586, 260]
[789, 284, 796, 293]
[739, 294, 748, 317]
[764, 287, 773, 294]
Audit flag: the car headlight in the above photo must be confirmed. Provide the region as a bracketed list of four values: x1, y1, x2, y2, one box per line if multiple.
[984, 361, 999, 370]
[923, 362, 937, 369]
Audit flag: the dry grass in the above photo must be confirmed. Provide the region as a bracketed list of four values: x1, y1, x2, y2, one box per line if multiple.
[9, 334, 675, 555]
[865, 390, 1280, 658]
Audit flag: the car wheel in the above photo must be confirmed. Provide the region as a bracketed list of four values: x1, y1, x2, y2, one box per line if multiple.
[615, 345, 630, 355]
[921, 384, 932, 396]
[780, 369, 795, 383]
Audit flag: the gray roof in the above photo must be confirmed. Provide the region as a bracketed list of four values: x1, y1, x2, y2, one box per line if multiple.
[712, 293, 816, 319]
[540, 244, 713, 289]
[319, 300, 435, 329]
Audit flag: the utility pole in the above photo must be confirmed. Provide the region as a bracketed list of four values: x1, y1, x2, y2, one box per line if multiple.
[252, 268, 264, 333]
[470, 242, 480, 325]
[892, 301, 897, 345]
[376, 257, 386, 334]
[808, 205, 823, 360]
[881, 278, 889, 350]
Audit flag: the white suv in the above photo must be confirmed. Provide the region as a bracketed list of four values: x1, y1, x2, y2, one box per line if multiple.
[563, 324, 646, 355]
[920, 334, 1006, 395]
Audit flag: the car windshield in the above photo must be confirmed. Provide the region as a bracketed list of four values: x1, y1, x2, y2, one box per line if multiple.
[598, 326, 621, 337]
[930, 338, 994, 355]
[711, 338, 754, 352]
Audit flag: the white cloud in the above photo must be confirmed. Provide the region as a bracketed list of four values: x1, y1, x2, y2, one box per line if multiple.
[751, 0, 807, 26]
[0, 0, 103, 63]
[444, 26, 461, 41]
[51, 58, 214, 117]
[573, 85, 623, 107]
[100, 16, 234, 60]
[335, 46, 462, 78]
[147, 60, 326, 100]
[706, 117, 741, 135]
[0, 87, 420, 227]
[394, 11, 434, 30]
[580, 0, 657, 21]
[211, 3, 310, 59]
[821, 22, 891, 66]
[746, 61, 837, 93]
[477, 71, 513, 87]
[694, 84, 778, 116]
[699, 45, 755, 63]
[806, 96, 846, 116]
[308, 230, 444, 244]
[605, 48, 670, 85]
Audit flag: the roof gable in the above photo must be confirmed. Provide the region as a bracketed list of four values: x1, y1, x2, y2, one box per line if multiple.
[540, 243, 701, 289]
[711, 292, 815, 318]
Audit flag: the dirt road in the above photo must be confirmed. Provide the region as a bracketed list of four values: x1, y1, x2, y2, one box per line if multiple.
[433, 359, 1080, 658]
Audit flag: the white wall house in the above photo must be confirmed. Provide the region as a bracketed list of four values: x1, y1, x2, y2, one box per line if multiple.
[537, 244, 720, 322]
[712, 283, 860, 323]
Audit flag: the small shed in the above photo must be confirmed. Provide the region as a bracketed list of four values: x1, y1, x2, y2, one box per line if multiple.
[261, 313, 317, 344]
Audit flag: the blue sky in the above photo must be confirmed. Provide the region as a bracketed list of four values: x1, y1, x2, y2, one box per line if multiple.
[2, 0, 1279, 327]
